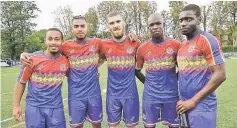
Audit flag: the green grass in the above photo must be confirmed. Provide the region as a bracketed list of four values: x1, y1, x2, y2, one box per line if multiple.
[1, 59, 237, 128]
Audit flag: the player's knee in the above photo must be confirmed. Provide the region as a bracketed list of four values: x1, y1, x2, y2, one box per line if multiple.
[144, 126, 155, 128]
[92, 123, 101, 128]
[162, 121, 180, 128]
[144, 123, 156, 128]
[70, 123, 83, 128]
[127, 126, 136, 128]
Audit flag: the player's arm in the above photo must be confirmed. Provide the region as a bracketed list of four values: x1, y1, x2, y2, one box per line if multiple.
[98, 39, 106, 67]
[127, 33, 138, 42]
[177, 37, 226, 113]
[13, 81, 26, 122]
[13, 65, 33, 122]
[192, 63, 226, 102]
[20, 52, 32, 68]
[135, 44, 145, 84]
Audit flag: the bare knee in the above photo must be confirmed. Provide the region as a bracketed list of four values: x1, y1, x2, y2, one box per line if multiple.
[70, 123, 83, 128]
[128, 126, 136, 128]
[92, 123, 101, 128]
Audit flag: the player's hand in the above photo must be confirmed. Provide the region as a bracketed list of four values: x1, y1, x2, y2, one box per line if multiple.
[20, 52, 32, 68]
[12, 106, 22, 122]
[176, 99, 197, 114]
[127, 33, 137, 43]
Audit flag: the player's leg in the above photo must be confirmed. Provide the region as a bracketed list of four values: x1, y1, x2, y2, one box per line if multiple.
[25, 103, 46, 128]
[187, 109, 216, 128]
[122, 97, 139, 128]
[46, 107, 66, 128]
[87, 95, 103, 128]
[161, 102, 180, 128]
[106, 97, 122, 128]
[68, 99, 87, 128]
[142, 102, 161, 128]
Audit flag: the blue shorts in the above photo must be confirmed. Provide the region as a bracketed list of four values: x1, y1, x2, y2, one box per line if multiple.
[25, 104, 66, 128]
[106, 97, 139, 127]
[68, 95, 103, 126]
[142, 102, 179, 127]
[186, 109, 216, 128]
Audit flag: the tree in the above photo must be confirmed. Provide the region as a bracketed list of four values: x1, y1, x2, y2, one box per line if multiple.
[1, 1, 40, 60]
[168, 1, 187, 41]
[201, 5, 211, 31]
[52, 5, 73, 40]
[161, 10, 172, 37]
[25, 29, 47, 52]
[85, 7, 99, 37]
[97, 1, 125, 33]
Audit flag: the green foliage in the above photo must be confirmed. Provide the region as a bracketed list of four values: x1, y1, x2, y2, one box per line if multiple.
[52, 5, 73, 40]
[25, 29, 47, 52]
[222, 45, 237, 53]
[1, 1, 40, 60]
[85, 7, 98, 37]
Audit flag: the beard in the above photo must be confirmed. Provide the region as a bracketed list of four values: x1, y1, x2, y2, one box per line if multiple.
[111, 28, 124, 40]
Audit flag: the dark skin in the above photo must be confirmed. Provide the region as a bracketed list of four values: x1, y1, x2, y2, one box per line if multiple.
[135, 13, 165, 84]
[176, 10, 226, 114]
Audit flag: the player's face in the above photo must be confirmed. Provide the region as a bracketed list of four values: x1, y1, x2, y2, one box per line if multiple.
[72, 19, 88, 40]
[148, 16, 164, 38]
[45, 31, 63, 54]
[107, 15, 125, 40]
[179, 10, 200, 36]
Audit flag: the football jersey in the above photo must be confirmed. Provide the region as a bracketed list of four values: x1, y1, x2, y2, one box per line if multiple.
[177, 31, 224, 111]
[136, 39, 180, 103]
[60, 38, 101, 100]
[100, 38, 140, 98]
[17, 51, 69, 108]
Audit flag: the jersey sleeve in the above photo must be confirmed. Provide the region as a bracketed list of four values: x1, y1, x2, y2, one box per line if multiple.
[172, 39, 181, 54]
[201, 35, 224, 66]
[17, 58, 33, 84]
[135, 44, 145, 70]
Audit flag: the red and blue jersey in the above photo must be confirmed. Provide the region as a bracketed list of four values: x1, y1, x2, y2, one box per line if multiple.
[60, 38, 101, 100]
[100, 38, 140, 98]
[136, 39, 180, 103]
[17, 51, 69, 108]
[177, 31, 224, 111]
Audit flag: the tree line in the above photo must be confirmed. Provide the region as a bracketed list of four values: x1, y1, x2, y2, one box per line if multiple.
[1, 1, 237, 60]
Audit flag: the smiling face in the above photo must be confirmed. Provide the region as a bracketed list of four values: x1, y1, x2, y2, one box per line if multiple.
[179, 10, 200, 36]
[107, 14, 125, 40]
[45, 30, 63, 54]
[148, 13, 164, 39]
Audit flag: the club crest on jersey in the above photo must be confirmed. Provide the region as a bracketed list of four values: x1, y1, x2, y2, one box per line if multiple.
[60, 64, 66, 71]
[126, 46, 134, 54]
[107, 48, 112, 54]
[70, 49, 75, 54]
[37, 64, 44, 70]
[166, 47, 174, 54]
[89, 45, 95, 52]
[188, 44, 196, 53]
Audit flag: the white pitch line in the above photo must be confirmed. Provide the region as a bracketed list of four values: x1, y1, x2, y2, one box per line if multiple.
[1, 92, 13, 95]
[0, 98, 68, 123]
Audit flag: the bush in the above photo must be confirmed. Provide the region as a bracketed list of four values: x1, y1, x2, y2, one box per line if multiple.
[222, 45, 237, 53]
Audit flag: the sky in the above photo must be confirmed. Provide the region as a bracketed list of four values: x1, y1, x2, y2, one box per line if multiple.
[34, 0, 211, 30]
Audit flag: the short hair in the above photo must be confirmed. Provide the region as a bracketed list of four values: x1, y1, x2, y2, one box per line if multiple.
[47, 28, 63, 40]
[107, 11, 123, 20]
[182, 4, 201, 17]
[72, 15, 87, 22]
